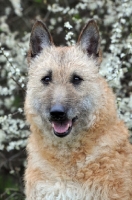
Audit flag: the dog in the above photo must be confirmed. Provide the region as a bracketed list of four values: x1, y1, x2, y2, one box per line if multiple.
[24, 19, 132, 200]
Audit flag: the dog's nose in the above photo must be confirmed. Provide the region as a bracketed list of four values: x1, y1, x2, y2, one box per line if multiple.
[50, 104, 66, 120]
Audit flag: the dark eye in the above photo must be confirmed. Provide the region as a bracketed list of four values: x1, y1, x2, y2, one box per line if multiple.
[41, 76, 52, 85]
[71, 75, 83, 85]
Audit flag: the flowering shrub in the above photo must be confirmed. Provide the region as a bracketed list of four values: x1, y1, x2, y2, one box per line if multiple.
[0, 0, 132, 199]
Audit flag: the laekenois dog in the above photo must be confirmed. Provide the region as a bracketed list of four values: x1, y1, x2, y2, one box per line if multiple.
[24, 19, 132, 200]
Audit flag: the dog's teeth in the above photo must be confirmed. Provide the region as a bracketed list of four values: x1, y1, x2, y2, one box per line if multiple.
[68, 124, 71, 128]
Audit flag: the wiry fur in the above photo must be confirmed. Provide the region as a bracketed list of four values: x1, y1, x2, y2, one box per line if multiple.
[24, 20, 132, 200]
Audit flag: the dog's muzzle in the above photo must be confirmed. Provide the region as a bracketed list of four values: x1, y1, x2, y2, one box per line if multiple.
[49, 104, 77, 137]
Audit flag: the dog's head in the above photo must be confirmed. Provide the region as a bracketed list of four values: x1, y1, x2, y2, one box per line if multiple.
[25, 20, 105, 140]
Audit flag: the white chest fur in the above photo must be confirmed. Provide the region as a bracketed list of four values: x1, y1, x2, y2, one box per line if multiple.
[27, 180, 94, 200]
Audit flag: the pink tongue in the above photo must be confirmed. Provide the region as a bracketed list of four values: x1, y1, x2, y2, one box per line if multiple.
[52, 120, 72, 134]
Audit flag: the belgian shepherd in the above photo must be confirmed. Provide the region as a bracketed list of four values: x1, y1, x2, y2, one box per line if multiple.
[24, 20, 132, 200]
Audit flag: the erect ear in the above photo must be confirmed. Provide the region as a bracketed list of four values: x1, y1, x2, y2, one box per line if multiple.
[29, 20, 53, 59]
[77, 19, 102, 64]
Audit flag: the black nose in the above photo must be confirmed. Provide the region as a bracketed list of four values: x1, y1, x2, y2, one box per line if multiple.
[50, 104, 66, 121]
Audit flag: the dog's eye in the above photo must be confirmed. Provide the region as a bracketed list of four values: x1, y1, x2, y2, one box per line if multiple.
[41, 76, 52, 85]
[71, 75, 83, 85]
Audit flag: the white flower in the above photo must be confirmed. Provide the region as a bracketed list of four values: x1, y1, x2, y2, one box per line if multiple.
[120, 53, 125, 58]
[9, 0, 22, 16]
[64, 22, 73, 29]
[65, 31, 73, 41]
[18, 108, 23, 113]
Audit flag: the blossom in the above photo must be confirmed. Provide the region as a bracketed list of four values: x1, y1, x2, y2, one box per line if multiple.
[64, 21, 73, 29]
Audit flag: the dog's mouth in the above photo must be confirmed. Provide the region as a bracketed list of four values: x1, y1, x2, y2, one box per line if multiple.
[51, 117, 77, 138]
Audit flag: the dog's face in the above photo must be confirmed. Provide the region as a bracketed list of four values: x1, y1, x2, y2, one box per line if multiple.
[26, 20, 103, 139]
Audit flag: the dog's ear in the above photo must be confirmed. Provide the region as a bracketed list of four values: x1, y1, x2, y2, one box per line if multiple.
[29, 20, 53, 59]
[77, 19, 102, 64]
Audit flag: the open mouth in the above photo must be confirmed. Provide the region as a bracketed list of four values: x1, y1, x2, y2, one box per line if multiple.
[51, 117, 77, 138]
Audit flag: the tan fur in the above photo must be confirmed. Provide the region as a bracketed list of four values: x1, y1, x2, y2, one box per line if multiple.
[24, 20, 132, 200]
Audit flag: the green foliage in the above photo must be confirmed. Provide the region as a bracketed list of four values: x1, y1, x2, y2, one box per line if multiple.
[0, 174, 24, 200]
[34, 0, 43, 4]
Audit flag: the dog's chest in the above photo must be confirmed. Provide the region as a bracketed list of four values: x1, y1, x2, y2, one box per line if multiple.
[30, 180, 94, 200]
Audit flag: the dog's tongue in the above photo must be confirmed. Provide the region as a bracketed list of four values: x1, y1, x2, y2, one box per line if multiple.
[52, 120, 72, 133]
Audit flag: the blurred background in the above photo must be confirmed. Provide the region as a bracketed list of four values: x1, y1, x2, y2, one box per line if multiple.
[0, 0, 132, 199]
